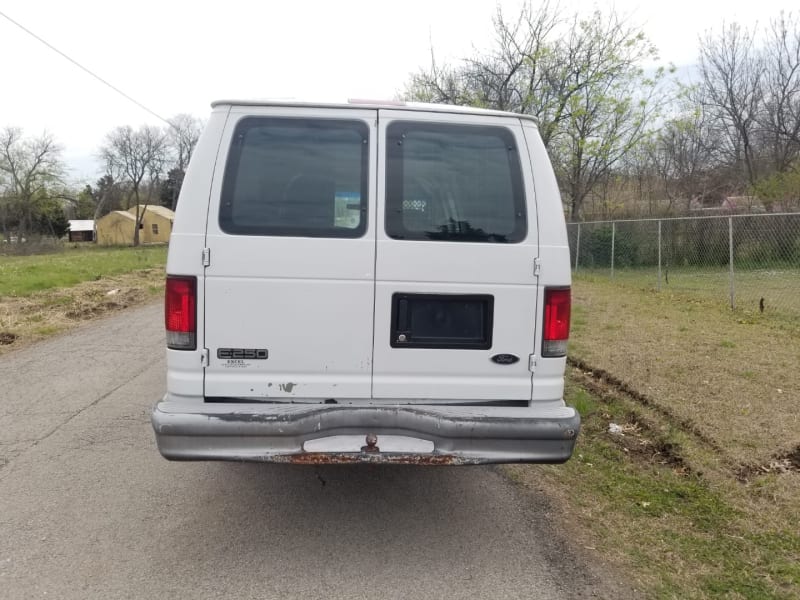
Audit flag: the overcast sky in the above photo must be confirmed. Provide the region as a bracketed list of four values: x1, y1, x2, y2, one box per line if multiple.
[0, 0, 793, 183]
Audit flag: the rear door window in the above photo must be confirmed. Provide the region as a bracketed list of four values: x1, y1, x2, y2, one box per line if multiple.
[220, 117, 369, 237]
[385, 122, 526, 243]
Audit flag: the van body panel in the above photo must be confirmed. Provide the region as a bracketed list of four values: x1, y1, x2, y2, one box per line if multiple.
[162, 111, 233, 401]
[371, 110, 538, 401]
[154, 100, 579, 464]
[202, 107, 377, 399]
[521, 122, 571, 403]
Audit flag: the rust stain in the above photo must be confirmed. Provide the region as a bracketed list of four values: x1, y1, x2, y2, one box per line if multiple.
[268, 452, 480, 466]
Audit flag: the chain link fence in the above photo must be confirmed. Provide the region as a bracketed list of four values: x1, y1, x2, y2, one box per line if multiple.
[567, 213, 800, 319]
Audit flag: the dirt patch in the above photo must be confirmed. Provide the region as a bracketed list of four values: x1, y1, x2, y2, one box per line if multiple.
[0, 268, 163, 355]
[0, 332, 18, 345]
[606, 419, 691, 474]
[736, 445, 800, 482]
[568, 369, 693, 475]
[569, 356, 721, 453]
[63, 287, 146, 320]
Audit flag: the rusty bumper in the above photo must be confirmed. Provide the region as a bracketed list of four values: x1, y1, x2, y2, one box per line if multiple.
[151, 399, 580, 465]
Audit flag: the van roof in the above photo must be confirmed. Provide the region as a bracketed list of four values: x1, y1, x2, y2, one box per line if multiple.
[210, 99, 538, 123]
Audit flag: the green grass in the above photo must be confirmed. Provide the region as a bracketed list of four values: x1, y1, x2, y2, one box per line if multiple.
[0, 245, 167, 298]
[512, 381, 800, 599]
[577, 265, 800, 320]
[33, 325, 63, 336]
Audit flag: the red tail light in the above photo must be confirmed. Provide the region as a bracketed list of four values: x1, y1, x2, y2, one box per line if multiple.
[165, 275, 196, 350]
[542, 287, 570, 357]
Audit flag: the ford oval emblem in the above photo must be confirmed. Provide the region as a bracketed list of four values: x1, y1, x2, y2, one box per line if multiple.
[491, 354, 520, 365]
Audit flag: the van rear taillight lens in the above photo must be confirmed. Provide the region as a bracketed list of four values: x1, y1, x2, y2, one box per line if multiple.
[165, 276, 196, 350]
[542, 287, 570, 357]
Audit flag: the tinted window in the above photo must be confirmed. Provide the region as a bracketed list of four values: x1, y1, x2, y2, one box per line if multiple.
[220, 117, 369, 237]
[386, 122, 526, 243]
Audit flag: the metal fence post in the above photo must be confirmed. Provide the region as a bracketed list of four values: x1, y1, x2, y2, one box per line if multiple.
[657, 220, 662, 292]
[729, 216, 735, 310]
[566, 212, 799, 317]
[611, 221, 616, 279]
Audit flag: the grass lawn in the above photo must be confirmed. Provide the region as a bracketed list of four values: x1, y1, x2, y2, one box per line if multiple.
[577, 266, 800, 321]
[0, 245, 167, 353]
[0, 245, 168, 298]
[505, 275, 800, 598]
[568, 274, 799, 466]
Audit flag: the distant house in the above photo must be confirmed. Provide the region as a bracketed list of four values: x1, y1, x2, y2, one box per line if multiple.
[96, 211, 137, 246]
[96, 205, 175, 246]
[689, 195, 770, 215]
[720, 196, 764, 214]
[126, 205, 174, 244]
[67, 220, 95, 242]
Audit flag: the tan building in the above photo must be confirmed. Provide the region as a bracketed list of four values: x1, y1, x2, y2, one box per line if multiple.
[127, 205, 174, 244]
[96, 211, 136, 246]
[96, 205, 175, 245]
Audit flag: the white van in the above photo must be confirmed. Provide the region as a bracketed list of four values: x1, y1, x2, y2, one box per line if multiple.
[151, 100, 578, 464]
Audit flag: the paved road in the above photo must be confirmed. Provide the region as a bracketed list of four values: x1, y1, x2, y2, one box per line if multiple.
[0, 303, 630, 599]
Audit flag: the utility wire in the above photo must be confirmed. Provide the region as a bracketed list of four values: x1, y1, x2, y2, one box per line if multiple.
[0, 8, 175, 129]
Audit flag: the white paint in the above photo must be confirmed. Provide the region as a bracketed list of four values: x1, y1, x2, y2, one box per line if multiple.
[201, 105, 377, 400]
[172, 101, 571, 406]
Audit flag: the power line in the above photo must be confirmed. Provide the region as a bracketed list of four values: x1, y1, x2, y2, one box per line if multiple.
[0, 8, 174, 128]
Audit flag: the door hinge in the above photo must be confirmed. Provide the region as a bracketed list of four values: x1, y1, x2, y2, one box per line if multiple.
[201, 348, 209, 367]
[528, 354, 537, 373]
[202, 247, 211, 267]
[533, 257, 542, 277]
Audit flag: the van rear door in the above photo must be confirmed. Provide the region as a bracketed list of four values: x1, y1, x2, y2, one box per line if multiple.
[203, 107, 377, 400]
[372, 111, 539, 402]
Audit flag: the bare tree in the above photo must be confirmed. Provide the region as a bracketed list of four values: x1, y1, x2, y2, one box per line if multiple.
[548, 12, 665, 219]
[404, 5, 665, 220]
[406, 47, 490, 107]
[759, 12, 800, 172]
[0, 127, 64, 240]
[699, 22, 765, 186]
[648, 86, 729, 211]
[164, 114, 203, 210]
[405, 2, 562, 139]
[100, 125, 167, 246]
[469, 4, 561, 116]
[167, 114, 203, 172]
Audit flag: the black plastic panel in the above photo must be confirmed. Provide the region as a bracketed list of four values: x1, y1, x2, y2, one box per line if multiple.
[390, 293, 494, 349]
